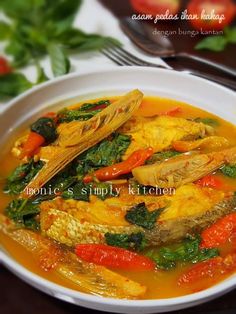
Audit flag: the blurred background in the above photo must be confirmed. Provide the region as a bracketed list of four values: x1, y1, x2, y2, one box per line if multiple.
[0, 0, 235, 102]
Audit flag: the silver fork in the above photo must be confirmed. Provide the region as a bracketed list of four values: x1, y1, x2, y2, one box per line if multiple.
[101, 43, 236, 91]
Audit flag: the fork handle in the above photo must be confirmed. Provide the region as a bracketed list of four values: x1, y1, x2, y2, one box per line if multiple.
[176, 53, 236, 78]
[188, 70, 236, 91]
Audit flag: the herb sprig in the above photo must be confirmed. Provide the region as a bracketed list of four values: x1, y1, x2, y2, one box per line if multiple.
[0, 0, 119, 99]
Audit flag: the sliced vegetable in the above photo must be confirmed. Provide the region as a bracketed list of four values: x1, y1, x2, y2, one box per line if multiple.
[195, 175, 224, 189]
[105, 232, 147, 251]
[125, 202, 163, 230]
[178, 253, 236, 285]
[83, 147, 154, 183]
[75, 244, 155, 271]
[21, 132, 45, 158]
[201, 213, 236, 248]
[146, 150, 180, 164]
[172, 136, 229, 153]
[58, 100, 111, 123]
[221, 164, 236, 178]
[146, 236, 219, 270]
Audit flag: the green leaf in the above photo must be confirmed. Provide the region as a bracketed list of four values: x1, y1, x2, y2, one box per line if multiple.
[48, 43, 70, 77]
[194, 117, 220, 127]
[36, 66, 49, 84]
[0, 21, 11, 40]
[4, 160, 44, 194]
[125, 203, 164, 230]
[5, 37, 32, 68]
[145, 236, 219, 270]
[75, 133, 131, 179]
[0, 73, 33, 99]
[58, 100, 110, 123]
[195, 36, 227, 52]
[5, 199, 40, 230]
[105, 232, 147, 251]
[221, 164, 236, 178]
[224, 26, 236, 44]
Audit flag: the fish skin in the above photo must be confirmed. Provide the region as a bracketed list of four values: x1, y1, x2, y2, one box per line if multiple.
[39, 184, 236, 248]
[132, 147, 236, 188]
[145, 194, 236, 246]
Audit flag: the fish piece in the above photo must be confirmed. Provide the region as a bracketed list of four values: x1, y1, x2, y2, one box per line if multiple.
[172, 136, 229, 152]
[22, 90, 143, 197]
[40, 207, 141, 247]
[145, 186, 236, 246]
[132, 147, 236, 188]
[119, 115, 214, 159]
[40, 184, 236, 247]
[0, 214, 146, 299]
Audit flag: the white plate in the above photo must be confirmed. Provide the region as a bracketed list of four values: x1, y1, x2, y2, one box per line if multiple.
[0, 67, 235, 313]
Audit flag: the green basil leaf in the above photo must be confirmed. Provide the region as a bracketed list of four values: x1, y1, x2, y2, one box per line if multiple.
[0, 73, 32, 99]
[195, 36, 227, 52]
[48, 43, 70, 77]
[36, 66, 49, 84]
[224, 26, 236, 44]
[0, 21, 11, 40]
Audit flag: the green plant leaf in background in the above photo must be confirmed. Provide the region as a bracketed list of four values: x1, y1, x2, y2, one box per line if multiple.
[224, 26, 236, 44]
[195, 35, 227, 52]
[0, 73, 33, 99]
[0, 21, 11, 40]
[48, 43, 70, 76]
[195, 26, 236, 52]
[0, 0, 120, 99]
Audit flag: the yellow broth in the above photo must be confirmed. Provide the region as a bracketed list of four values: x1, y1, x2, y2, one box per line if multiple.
[0, 96, 236, 299]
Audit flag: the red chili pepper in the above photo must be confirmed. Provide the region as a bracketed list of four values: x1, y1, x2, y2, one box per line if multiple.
[83, 147, 154, 183]
[87, 104, 108, 111]
[0, 56, 12, 75]
[21, 132, 45, 158]
[75, 244, 155, 271]
[159, 107, 182, 116]
[195, 175, 224, 189]
[178, 253, 236, 285]
[200, 213, 236, 249]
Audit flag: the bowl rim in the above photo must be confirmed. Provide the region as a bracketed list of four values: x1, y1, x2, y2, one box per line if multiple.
[0, 66, 235, 308]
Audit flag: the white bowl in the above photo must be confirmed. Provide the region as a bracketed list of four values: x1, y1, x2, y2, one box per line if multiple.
[0, 67, 235, 313]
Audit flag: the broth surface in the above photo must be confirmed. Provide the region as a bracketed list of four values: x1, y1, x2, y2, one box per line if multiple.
[1, 96, 236, 299]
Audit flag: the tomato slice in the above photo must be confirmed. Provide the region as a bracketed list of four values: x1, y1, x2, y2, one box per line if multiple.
[0, 56, 12, 75]
[195, 175, 224, 190]
[187, 0, 236, 31]
[130, 0, 180, 16]
[75, 244, 155, 271]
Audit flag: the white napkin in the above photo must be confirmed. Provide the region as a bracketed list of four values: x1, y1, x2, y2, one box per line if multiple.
[0, 0, 167, 107]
